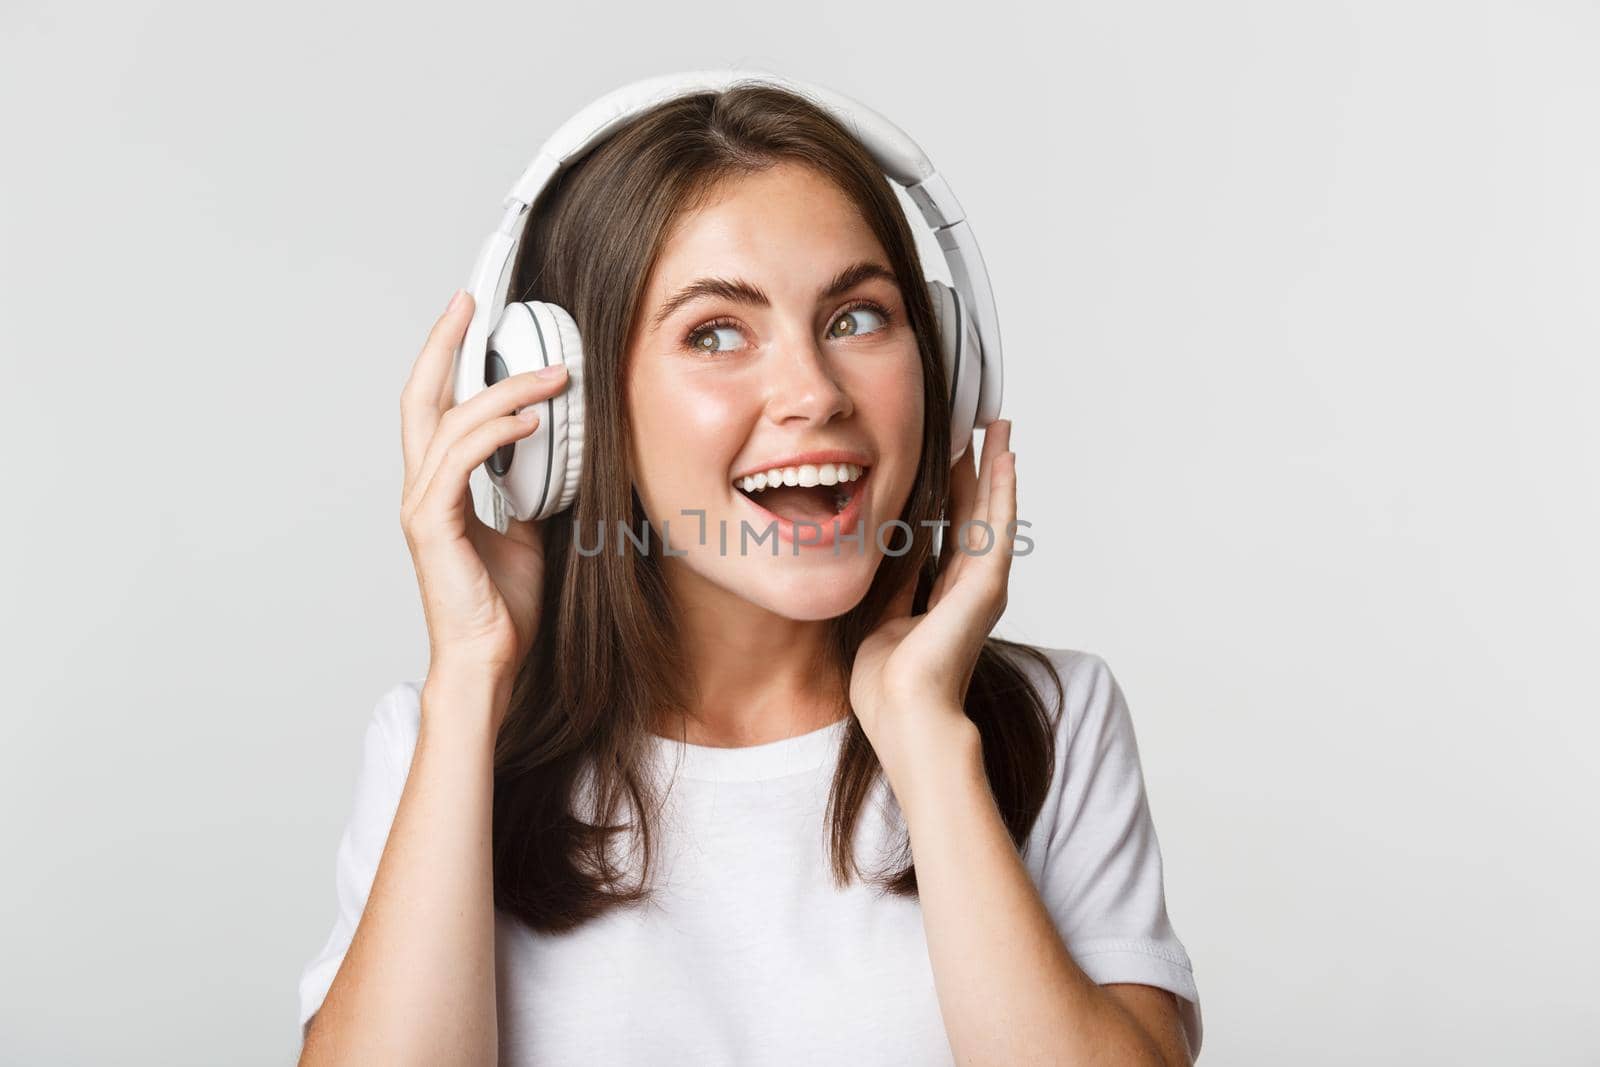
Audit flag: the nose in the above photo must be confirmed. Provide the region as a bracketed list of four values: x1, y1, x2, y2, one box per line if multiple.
[763, 333, 854, 427]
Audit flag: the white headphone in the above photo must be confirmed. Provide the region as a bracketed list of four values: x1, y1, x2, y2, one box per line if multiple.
[453, 69, 1005, 527]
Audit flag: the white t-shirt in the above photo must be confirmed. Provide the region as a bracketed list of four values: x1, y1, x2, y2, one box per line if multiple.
[297, 645, 1203, 1063]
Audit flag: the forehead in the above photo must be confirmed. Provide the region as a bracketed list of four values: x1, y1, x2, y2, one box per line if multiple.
[646, 162, 890, 294]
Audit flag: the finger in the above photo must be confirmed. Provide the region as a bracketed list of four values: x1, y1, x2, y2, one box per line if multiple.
[985, 449, 1018, 591]
[414, 366, 569, 510]
[943, 440, 979, 569]
[936, 420, 1013, 606]
[933, 440, 984, 606]
[401, 290, 475, 488]
[407, 409, 544, 539]
[968, 419, 1011, 550]
[932, 449, 1016, 659]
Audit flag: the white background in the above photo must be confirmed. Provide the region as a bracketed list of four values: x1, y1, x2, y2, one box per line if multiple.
[3, 1, 1596, 1063]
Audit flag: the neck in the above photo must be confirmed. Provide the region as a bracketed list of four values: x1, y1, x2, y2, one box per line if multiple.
[654, 560, 848, 748]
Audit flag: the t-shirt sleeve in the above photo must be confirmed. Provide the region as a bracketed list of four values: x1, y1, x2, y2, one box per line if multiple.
[295, 681, 423, 1039]
[1016, 647, 1204, 1058]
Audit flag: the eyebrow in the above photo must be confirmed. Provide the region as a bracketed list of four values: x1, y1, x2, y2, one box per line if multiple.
[648, 260, 899, 334]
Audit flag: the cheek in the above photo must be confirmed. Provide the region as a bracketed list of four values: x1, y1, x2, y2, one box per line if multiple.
[628, 366, 749, 505]
[854, 347, 926, 517]
[856, 343, 925, 445]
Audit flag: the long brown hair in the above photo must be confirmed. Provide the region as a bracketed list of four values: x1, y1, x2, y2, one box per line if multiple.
[491, 81, 1063, 931]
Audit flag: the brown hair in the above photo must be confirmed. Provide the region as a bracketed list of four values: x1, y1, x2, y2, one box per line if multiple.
[491, 81, 1063, 931]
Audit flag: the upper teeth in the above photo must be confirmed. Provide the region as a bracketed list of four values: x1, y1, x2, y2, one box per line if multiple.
[735, 462, 866, 493]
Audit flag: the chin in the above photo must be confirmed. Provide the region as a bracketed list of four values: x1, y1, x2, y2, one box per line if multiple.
[718, 550, 880, 621]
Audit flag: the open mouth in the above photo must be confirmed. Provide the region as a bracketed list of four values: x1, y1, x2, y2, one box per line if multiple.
[732, 462, 869, 526]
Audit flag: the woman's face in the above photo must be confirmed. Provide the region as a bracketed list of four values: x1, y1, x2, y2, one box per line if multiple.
[625, 161, 925, 621]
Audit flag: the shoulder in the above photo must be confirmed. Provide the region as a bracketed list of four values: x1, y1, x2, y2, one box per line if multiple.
[991, 641, 1125, 742]
[991, 642, 1151, 847]
[372, 679, 423, 739]
[360, 680, 424, 786]
[997, 643, 1203, 1055]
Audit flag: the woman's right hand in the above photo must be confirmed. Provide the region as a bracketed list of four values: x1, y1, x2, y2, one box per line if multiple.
[398, 289, 570, 688]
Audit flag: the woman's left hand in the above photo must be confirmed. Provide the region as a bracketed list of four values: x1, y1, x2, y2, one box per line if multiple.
[850, 418, 1016, 774]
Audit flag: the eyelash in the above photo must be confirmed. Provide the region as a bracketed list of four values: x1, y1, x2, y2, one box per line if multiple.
[681, 298, 895, 356]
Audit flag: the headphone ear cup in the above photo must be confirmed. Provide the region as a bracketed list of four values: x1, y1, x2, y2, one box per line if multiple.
[480, 301, 585, 522]
[542, 304, 585, 516]
[927, 280, 982, 465]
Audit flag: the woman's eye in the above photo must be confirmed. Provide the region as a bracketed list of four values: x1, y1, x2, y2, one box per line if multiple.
[687, 324, 747, 354]
[827, 305, 889, 339]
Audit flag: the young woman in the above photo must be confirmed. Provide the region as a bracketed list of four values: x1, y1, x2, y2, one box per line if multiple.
[296, 80, 1203, 1066]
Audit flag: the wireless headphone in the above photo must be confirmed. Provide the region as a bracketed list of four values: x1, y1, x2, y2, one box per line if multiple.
[453, 69, 1005, 529]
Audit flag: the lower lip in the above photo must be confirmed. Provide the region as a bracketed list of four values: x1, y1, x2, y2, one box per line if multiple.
[733, 468, 872, 549]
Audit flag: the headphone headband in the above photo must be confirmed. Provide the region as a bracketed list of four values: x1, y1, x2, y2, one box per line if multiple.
[516, 70, 937, 201]
[456, 70, 1004, 526]
[457, 68, 998, 527]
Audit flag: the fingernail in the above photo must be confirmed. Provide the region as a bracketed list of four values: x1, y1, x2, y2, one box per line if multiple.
[445, 288, 465, 313]
[535, 364, 567, 379]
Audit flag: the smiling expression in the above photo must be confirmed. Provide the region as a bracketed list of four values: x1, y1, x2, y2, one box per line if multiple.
[624, 161, 926, 621]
